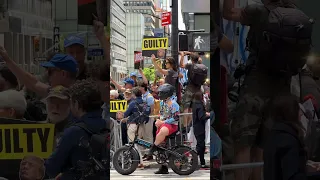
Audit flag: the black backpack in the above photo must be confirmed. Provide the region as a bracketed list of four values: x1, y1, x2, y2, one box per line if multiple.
[24, 100, 47, 121]
[74, 122, 110, 171]
[132, 101, 151, 124]
[258, 5, 314, 75]
[190, 64, 208, 86]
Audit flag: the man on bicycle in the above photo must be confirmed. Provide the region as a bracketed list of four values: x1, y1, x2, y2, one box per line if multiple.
[148, 83, 180, 174]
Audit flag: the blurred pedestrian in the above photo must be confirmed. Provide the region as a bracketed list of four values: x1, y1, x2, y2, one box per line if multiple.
[192, 91, 210, 169]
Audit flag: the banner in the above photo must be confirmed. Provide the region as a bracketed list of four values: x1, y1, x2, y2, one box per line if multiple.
[0, 124, 55, 159]
[110, 100, 128, 112]
[0, 119, 55, 179]
[142, 37, 168, 50]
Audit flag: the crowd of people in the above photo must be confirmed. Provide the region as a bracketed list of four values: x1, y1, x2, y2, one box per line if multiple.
[110, 49, 212, 174]
[0, 19, 110, 180]
[214, 0, 320, 179]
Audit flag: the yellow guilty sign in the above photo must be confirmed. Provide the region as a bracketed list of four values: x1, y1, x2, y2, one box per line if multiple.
[142, 38, 168, 50]
[110, 100, 128, 112]
[0, 124, 55, 159]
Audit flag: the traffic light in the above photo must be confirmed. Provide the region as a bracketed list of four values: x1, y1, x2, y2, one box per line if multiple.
[179, 34, 188, 51]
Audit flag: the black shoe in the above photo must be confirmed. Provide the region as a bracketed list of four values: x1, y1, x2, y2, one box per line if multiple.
[154, 165, 169, 174]
[148, 144, 158, 156]
[142, 154, 148, 159]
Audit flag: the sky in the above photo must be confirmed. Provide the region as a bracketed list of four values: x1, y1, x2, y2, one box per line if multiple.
[178, 0, 186, 30]
[168, 0, 186, 30]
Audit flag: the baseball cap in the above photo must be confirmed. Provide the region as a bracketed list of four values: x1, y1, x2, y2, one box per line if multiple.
[130, 72, 137, 77]
[0, 90, 26, 115]
[46, 85, 69, 100]
[123, 78, 134, 86]
[41, 54, 78, 73]
[64, 35, 85, 48]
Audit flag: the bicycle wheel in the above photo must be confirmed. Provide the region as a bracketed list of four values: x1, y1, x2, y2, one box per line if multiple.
[112, 146, 139, 175]
[168, 146, 198, 175]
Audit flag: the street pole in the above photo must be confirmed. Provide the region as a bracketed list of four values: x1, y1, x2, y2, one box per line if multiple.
[163, 26, 167, 70]
[171, 0, 180, 102]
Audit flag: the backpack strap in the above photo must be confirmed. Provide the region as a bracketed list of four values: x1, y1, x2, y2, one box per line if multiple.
[74, 122, 94, 135]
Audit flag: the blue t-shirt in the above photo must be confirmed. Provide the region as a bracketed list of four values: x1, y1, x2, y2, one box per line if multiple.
[160, 96, 179, 125]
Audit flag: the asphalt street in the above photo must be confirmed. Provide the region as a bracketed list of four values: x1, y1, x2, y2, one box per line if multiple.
[110, 168, 210, 180]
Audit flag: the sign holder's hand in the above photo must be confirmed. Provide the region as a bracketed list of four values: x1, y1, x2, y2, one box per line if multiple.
[151, 54, 156, 62]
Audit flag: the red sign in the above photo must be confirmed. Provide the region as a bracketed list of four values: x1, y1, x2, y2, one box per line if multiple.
[134, 51, 143, 63]
[161, 12, 171, 26]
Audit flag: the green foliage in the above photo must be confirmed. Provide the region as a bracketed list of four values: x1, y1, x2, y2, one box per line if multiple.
[143, 68, 155, 82]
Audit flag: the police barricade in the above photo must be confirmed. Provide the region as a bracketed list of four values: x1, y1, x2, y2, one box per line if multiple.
[110, 117, 122, 169]
[0, 118, 55, 180]
[218, 162, 264, 180]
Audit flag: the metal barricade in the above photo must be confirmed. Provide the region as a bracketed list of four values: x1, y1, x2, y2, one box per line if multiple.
[110, 118, 123, 169]
[219, 162, 264, 180]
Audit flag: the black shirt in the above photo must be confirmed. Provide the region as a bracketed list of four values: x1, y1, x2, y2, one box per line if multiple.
[264, 122, 307, 180]
[165, 69, 178, 87]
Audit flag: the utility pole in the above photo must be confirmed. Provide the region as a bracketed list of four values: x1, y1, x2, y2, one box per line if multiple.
[171, 0, 179, 102]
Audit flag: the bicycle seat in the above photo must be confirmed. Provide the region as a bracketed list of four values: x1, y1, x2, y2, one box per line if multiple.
[167, 131, 179, 139]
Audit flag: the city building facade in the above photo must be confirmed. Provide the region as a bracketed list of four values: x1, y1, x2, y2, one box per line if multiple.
[124, 0, 156, 36]
[125, 13, 144, 73]
[111, 0, 127, 81]
[0, 0, 53, 74]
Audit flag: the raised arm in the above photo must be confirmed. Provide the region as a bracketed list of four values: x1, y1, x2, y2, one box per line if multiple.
[110, 76, 125, 92]
[93, 18, 110, 68]
[151, 54, 168, 76]
[0, 46, 49, 97]
[138, 68, 149, 84]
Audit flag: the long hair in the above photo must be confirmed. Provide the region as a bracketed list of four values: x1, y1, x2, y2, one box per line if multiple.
[270, 94, 305, 143]
[166, 57, 177, 72]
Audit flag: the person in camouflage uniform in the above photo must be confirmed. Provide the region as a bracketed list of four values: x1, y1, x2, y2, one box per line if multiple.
[223, 0, 298, 180]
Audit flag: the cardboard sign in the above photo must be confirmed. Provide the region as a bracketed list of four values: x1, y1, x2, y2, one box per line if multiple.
[110, 100, 127, 112]
[161, 12, 171, 26]
[142, 38, 168, 50]
[134, 51, 144, 69]
[0, 124, 55, 159]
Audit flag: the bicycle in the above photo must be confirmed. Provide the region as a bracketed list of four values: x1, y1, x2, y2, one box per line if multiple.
[112, 119, 198, 175]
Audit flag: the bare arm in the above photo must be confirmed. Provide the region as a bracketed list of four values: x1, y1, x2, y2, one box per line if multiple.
[179, 52, 185, 68]
[138, 68, 148, 84]
[110, 77, 125, 92]
[93, 19, 110, 67]
[151, 54, 168, 76]
[0, 46, 49, 97]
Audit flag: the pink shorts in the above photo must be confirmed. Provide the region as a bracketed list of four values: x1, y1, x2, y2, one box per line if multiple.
[156, 123, 178, 135]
